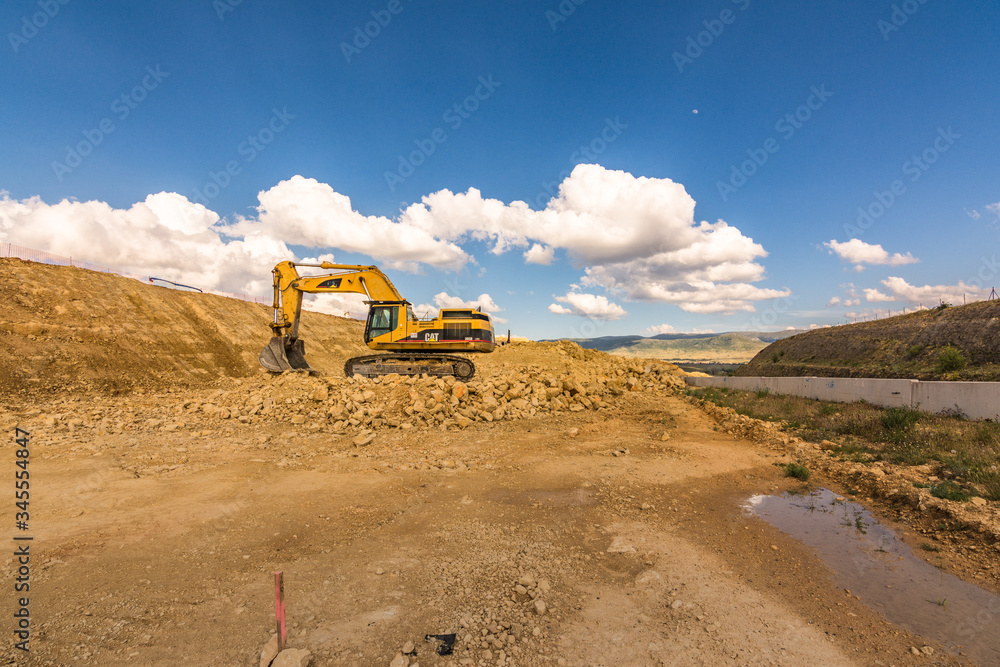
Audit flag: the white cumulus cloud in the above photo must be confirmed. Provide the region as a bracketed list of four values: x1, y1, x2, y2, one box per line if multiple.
[879, 277, 986, 305]
[400, 164, 786, 314]
[0, 191, 291, 296]
[307, 293, 369, 319]
[523, 243, 555, 265]
[578, 220, 788, 314]
[230, 175, 470, 271]
[413, 292, 507, 324]
[400, 164, 701, 264]
[548, 292, 627, 320]
[824, 239, 918, 270]
[863, 288, 894, 302]
[644, 324, 676, 335]
[1, 165, 788, 318]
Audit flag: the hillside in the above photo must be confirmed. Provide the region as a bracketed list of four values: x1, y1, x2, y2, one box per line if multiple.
[555, 331, 811, 364]
[0, 258, 368, 395]
[559, 329, 803, 353]
[737, 300, 1000, 381]
[608, 332, 769, 362]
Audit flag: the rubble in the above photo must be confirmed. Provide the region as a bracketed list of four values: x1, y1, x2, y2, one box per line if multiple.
[15, 341, 687, 441]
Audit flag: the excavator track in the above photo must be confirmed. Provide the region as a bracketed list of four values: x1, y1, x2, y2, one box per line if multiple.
[344, 354, 476, 381]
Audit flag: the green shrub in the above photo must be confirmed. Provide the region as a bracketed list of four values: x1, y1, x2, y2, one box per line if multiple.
[881, 407, 921, 432]
[930, 480, 971, 502]
[905, 344, 925, 360]
[936, 345, 967, 373]
[783, 462, 811, 481]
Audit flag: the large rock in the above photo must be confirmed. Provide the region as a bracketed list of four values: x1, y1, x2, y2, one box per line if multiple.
[259, 634, 279, 667]
[272, 648, 311, 667]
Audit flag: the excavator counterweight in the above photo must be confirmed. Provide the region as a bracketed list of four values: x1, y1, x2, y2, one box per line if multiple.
[259, 261, 494, 378]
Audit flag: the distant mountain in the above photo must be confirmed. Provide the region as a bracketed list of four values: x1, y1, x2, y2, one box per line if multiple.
[549, 330, 808, 363]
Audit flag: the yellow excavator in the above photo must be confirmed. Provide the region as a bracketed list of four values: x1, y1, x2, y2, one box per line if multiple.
[258, 261, 495, 380]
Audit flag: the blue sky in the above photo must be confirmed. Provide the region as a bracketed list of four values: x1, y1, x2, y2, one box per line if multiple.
[2, 0, 998, 339]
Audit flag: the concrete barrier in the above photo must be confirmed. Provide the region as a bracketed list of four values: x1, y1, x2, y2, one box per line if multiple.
[685, 376, 1000, 421]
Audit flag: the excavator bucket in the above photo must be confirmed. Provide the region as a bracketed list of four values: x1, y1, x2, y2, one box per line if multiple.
[259, 337, 315, 373]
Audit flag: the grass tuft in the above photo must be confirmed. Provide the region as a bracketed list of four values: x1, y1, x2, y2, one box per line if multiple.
[930, 480, 972, 502]
[783, 462, 811, 481]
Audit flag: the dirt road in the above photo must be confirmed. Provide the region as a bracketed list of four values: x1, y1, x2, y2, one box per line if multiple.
[5, 385, 979, 666]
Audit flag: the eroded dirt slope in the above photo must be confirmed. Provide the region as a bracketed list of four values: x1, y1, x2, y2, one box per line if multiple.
[0, 258, 367, 395]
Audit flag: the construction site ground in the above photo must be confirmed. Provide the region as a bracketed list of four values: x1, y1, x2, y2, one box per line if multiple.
[2, 259, 998, 666]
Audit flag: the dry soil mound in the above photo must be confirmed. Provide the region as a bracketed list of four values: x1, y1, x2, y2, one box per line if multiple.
[0, 258, 367, 395]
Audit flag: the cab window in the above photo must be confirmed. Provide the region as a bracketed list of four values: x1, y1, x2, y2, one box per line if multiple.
[366, 306, 398, 342]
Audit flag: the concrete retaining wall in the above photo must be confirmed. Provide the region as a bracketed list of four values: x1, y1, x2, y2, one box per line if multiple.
[684, 376, 1000, 421]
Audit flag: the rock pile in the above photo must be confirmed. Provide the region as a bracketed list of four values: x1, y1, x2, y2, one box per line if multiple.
[7, 342, 688, 446]
[239, 359, 684, 435]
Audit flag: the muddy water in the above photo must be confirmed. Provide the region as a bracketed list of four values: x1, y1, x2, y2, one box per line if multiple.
[746, 488, 1000, 665]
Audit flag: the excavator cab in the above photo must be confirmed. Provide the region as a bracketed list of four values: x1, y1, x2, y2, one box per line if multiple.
[364, 303, 403, 343]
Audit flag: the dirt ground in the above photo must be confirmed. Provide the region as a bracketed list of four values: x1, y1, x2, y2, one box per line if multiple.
[7, 385, 983, 667]
[1, 260, 997, 666]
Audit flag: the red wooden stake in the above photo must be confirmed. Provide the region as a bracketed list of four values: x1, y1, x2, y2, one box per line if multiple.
[274, 571, 286, 652]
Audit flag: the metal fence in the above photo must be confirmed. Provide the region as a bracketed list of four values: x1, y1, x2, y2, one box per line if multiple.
[0, 241, 267, 304]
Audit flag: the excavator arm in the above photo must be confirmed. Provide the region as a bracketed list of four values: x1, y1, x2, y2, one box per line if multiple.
[261, 261, 406, 372]
[268, 261, 405, 338]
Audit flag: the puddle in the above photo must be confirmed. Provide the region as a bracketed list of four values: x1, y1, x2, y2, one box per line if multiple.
[746, 488, 1000, 664]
